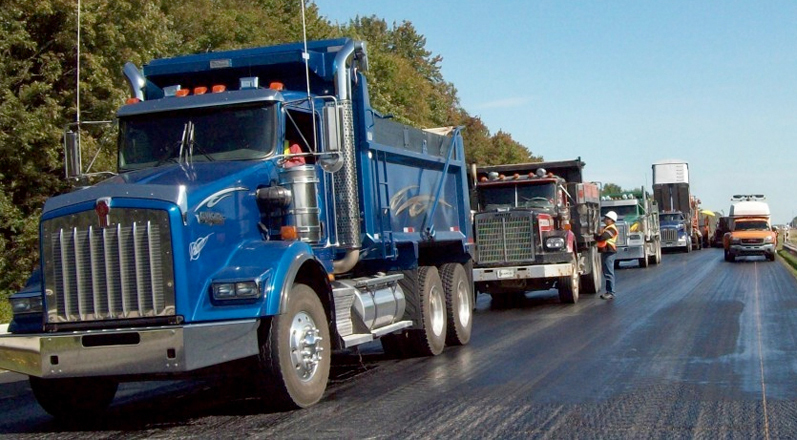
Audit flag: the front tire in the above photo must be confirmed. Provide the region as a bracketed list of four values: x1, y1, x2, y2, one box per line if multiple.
[30, 376, 118, 420]
[255, 283, 330, 409]
[580, 246, 601, 294]
[558, 253, 580, 304]
[440, 263, 472, 346]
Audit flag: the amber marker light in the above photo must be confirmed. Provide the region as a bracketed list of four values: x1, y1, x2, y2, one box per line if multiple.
[281, 226, 298, 241]
[212, 85, 226, 93]
[194, 86, 208, 95]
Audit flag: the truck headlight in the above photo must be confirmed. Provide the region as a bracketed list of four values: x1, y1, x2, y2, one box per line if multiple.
[212, 281, 261, 301]
[731, 238, 741, 244]
[764, 236, 774, 243]
[545, 237, 565, 250]
[10, 296, 43, 314]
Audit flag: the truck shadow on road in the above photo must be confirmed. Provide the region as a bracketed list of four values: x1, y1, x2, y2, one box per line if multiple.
[0, 348, 393, 434]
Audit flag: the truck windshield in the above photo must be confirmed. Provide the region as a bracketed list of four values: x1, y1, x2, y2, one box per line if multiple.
[480, 183, 555, 210]
[734, 220, 769, 231]
[660, 213, 684, 223]
[118, 104, 278, 171]
[601, 205, 638, 219]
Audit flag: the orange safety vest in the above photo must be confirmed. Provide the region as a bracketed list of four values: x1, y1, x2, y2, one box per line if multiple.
[597, 223, 618, 252]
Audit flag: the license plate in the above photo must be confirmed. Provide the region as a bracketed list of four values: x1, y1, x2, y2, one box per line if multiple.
[497, 269, 515, 279]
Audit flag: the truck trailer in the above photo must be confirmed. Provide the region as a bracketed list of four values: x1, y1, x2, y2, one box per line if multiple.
[471, 159, 602, 306]
[0, 39, 475, 417]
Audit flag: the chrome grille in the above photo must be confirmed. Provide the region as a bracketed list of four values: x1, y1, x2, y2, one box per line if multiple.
[662, 229, 678, 242]
[475, 213, 535, 264]
[42, 208, 175, 323]
[741, 238, 764, 244]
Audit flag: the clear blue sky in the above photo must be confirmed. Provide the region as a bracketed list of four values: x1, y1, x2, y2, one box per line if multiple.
[313, 1, 797, 224]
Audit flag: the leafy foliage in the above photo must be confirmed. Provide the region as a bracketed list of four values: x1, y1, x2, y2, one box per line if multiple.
[0, 0, 541, 299]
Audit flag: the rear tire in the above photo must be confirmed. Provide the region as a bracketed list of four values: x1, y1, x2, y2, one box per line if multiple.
[402, 266, 447, 356]
[558, 253, 580, 304]
[30, 376, 118, 420]
[254, 283, 330, 409]
[440, 263, 472, 346]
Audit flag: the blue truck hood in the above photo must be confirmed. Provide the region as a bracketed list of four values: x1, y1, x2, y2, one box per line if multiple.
[42, 161, 275, 217]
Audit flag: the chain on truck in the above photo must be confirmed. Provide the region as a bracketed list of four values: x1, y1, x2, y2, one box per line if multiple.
[470, 158, 602, 307]
[0, 39, 476, 418]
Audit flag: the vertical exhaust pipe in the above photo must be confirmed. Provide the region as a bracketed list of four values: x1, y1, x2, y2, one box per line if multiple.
[123, 62, 146, 101]
[332, 41, 367, 274]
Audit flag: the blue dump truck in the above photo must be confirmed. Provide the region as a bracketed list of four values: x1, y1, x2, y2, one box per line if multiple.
[0, 39, 474, 417]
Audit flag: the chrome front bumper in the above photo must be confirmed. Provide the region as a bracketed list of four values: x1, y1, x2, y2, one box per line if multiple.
[615, 245, 645, 260]
[0, 320, 259, 378]
[473, 262, 574, 282]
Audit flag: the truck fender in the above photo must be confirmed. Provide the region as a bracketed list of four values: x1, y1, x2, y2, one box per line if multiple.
[208, 240, 328, 317]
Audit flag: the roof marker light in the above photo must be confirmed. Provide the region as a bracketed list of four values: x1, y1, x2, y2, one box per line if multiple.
[212, 85, 226, 93]
[175, 89, 190, 97]
[193, 86, 208, 95]
[269, 82, 285, 91]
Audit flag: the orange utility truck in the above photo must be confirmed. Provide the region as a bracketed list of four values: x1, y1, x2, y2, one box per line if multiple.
[723, 195, 777, 262]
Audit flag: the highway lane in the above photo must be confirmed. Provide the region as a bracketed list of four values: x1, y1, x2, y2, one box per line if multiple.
[1, 248, 797, 438]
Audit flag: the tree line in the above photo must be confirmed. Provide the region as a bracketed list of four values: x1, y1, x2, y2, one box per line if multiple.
[0, 0, 542, 296]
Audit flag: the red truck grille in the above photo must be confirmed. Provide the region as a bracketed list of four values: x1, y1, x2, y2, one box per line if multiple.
[475, 213, 535, 264]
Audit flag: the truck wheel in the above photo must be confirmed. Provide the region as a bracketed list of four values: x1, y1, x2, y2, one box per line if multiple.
[558, 253, 580, 304]
[638, 252, 649, 269]
[767, 253, 776, 262]
[654, 242, 662, 264]
[404, 266, 447, 356]
[580, 247, 601, 294]
[724, 249, 734, 262]
[30, 376, 118, 420]
[256, 283, 330, 409]
[440, 263, 472, 346]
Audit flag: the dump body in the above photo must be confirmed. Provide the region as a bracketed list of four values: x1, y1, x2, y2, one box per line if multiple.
[0, 39, 474, 414]
[653, 160, 700, 251]
[471, 158, 602, 303]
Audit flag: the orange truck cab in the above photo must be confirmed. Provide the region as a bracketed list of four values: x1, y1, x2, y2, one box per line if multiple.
[723, 195, 776, 262]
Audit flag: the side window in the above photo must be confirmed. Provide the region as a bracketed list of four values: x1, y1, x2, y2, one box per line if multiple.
[285, 109, 316, 163]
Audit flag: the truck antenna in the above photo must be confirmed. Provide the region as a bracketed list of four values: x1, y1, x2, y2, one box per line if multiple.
[76, 0, 81, 127]
[300, 1, 319, 152]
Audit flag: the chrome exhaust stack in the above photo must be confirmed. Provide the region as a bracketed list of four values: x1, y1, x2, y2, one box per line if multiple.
[332, 41, 368, 274]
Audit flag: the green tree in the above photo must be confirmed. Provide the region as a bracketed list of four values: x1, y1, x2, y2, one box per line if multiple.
[601, 183, 625, 196]
[0, 0, 542, 302]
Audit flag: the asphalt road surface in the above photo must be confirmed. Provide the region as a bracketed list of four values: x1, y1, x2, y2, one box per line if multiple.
[1, 248, 797, 439]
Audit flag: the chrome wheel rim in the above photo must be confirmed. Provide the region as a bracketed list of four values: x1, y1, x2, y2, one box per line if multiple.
[456, 279, 471, 328]
[289, 311, 324, 382]
[430, 285, 445, 336]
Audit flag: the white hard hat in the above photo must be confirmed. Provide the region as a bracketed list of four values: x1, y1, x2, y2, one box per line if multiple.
[604, 211, 618, 222]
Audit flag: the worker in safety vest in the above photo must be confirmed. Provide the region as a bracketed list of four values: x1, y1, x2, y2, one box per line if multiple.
[596, 211, 619, 300]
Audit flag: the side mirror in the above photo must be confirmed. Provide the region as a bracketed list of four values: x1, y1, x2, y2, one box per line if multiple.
[317, 152, 343, 173]
[64, 129, 82, 179]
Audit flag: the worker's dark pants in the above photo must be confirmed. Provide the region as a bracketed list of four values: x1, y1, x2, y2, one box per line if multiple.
[601, 251, 617, 294]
